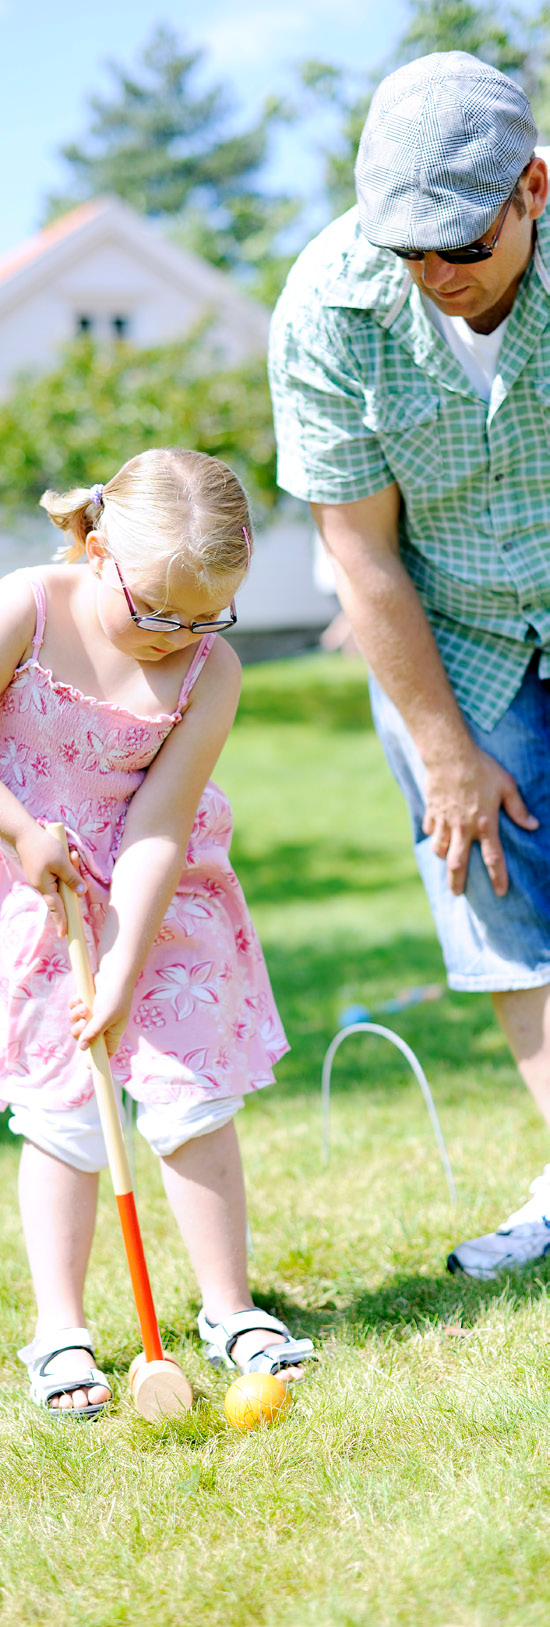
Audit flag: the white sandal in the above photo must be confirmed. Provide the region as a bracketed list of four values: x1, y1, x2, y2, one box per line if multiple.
[197, 1307, 315, 1376]
[18, 1326, 112, 1420]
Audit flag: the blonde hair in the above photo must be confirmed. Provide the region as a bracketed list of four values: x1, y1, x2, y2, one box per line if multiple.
[40, 447, 253, 589]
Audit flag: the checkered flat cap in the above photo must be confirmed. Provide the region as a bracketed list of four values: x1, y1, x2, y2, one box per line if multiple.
[355, 51, 537, 250]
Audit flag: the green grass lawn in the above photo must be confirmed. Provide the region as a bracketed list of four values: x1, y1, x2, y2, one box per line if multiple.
[1, 653, 550, 1627]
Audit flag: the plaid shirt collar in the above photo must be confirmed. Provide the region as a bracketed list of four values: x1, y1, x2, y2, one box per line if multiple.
[322, 206, 550, 406]
[323, 204, 550, 314]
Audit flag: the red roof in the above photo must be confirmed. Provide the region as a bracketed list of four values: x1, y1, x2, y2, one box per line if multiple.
[0, 199, 105, 285]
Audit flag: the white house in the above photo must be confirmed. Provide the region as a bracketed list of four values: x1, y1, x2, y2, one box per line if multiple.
[0, 198, 337, 648]
[0, 195, 270, 396]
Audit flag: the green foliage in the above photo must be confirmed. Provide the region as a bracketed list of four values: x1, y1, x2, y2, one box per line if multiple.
[298, 0, 548, 222]
[47, 25, 267, 218]
[397, 0, 528, 72]
[44, 24, 300, 299]
[168, 192, 303, 304]
[524, 6, 550, 136]
[298, 58, 373, 218]
[0, 335, 278, 514]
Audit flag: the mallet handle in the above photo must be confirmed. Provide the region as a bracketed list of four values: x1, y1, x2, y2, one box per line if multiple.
[49, 823, 163, 1364]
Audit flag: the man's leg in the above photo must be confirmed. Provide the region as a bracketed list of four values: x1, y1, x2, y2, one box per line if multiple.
[369, 669, 550, 1277]
[447, 988, 550, 1276]
[492, 985, 550, 1124]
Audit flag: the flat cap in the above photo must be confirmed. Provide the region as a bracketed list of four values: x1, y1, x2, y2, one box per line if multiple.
[355, 51, 537, 250]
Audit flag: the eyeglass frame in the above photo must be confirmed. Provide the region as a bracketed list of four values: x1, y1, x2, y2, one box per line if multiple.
[113, 559, 237, 634]
[388, 189, 517, 266]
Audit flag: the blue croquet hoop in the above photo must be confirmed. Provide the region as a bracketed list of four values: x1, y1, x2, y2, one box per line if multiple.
[321, 1021, 457, 1203]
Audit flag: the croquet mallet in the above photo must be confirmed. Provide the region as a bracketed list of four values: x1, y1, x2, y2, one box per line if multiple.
[49, 823, 193, 1422]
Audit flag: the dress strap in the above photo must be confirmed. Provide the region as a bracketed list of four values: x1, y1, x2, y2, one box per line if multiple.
[176, 633, 216, 711]
[29, 575, 47, 659]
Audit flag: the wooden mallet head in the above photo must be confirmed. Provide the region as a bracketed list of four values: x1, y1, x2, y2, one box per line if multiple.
[128, 1351, 193, 1422]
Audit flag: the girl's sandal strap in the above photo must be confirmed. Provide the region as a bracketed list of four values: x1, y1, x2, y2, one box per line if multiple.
[197, 1308, 315, 1374]
[17, 1326, 95, 1365]
[244, 1338, 315, 1376]
[18, 1327, 112, 1420]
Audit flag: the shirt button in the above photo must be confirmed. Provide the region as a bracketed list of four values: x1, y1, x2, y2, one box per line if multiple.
[502, 542, 513, 552]
[493, 472, 504, 483]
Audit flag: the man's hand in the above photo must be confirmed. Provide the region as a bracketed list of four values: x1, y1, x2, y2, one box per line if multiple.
[310, 493, 540, 899]
[423, 745, 539, 896]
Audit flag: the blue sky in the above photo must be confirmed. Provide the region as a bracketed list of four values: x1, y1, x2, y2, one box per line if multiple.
[0, 0, 408, 256]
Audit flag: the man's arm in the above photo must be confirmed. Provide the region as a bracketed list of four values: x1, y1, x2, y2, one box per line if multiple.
[312, 489, 538, 896]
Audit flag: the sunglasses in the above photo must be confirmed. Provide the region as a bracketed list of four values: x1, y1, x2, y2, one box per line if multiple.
[389, 190, 515, 266]
[114, 560, 237, 634]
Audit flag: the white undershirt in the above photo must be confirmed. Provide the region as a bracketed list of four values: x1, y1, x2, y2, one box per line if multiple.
[420, 294, 509, 401]
[418, 143, 550, 397]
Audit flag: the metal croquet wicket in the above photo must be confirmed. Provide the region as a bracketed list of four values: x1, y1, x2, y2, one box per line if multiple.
[321, 1020, 457, 1203]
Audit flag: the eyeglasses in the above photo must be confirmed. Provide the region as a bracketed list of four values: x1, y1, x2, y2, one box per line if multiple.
[113, 560, 238, 634]
[389, 190, 516, 266]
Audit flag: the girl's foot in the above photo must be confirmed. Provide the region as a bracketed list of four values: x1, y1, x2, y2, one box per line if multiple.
[45, 1347, 111, 1411]
[198, 1309, 315, 1382]
[231, 1329, 304, 1381]
[18, 1328, 112, 1416]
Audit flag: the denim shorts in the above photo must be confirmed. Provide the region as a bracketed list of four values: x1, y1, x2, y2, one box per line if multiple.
[369, 660, 550, 992]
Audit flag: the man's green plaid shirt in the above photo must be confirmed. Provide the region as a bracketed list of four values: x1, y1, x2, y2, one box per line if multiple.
[269, 205, 550, 729]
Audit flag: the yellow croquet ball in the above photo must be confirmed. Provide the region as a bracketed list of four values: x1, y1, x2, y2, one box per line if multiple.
[224, 1372, 292, 1431]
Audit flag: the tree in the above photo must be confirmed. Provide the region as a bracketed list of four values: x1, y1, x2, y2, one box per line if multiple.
[397, 0, 527, 73]
[523, 6, 550, 137]
[0, 335, 278, 516]
[45, 24, 300, 296]
[299, 0, 539, 221]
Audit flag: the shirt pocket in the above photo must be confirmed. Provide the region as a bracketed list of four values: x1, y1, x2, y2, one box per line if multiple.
[533, 377, 550, 411]
[529, 380, 550, 495]
[368, 388, 442, 493]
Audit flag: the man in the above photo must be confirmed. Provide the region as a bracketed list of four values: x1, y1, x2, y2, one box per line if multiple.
[269, 50, 550, 1278]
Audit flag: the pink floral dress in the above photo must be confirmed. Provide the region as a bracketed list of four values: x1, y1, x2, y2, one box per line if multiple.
[0, 576, 288, 1112]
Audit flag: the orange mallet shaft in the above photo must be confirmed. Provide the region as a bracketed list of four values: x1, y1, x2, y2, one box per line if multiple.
[49, 824, 193, 1419]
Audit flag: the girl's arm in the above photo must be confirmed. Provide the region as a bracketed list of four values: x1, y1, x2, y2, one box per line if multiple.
[74, 635, 242, 1054]
[0, 571, 84, 930]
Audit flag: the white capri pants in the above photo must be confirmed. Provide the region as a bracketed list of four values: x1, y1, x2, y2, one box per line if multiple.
[8, 1089, 245, 1174]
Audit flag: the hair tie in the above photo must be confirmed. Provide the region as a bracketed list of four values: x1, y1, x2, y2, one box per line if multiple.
[89, 483, 104, 508]
[243, 526, 251, 570]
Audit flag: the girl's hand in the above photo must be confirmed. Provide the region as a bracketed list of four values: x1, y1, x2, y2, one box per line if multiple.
[69, 977, 133, 1059]
[15, 823, 86, 936]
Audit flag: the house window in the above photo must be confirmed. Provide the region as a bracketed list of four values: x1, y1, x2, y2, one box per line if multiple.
[76, 314, 94, 335]
[111, 315, 129, 339]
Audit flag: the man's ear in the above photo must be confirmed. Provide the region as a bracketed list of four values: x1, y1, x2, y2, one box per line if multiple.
[524, 156, 549, 220]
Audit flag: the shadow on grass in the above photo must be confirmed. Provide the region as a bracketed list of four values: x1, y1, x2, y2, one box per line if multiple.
[0, 1108, 13, 1145]
[152, 1267, 550, 1376]
[261, 932, 509, 1107]
[235, 657, 373, 733]
[251, 1262, 550, 1344]
[230, 836, 416, 906]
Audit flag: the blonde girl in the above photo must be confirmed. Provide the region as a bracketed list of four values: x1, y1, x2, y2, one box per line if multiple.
[0, 447, 313, 1415]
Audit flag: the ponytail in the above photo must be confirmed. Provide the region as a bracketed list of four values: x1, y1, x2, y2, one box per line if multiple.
[39, 484, 106, 562]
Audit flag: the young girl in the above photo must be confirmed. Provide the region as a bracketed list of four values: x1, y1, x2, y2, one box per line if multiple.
[0, 446, 313, 1416]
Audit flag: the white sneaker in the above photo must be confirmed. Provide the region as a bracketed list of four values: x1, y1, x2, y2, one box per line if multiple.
[447, 1165, 550, 1279]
